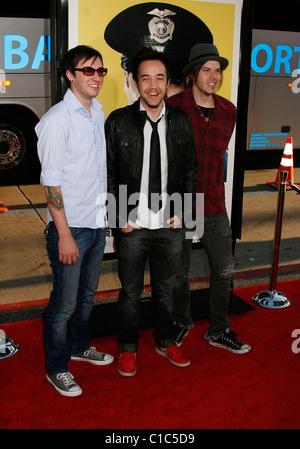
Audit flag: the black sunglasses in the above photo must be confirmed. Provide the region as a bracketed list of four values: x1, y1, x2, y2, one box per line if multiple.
[74, 67, 108, 77]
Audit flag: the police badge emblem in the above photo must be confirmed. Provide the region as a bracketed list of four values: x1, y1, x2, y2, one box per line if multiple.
[147, 8, 176, 47]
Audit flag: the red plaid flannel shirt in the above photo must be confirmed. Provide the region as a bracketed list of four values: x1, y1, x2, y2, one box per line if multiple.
[167, 87, 237, 216]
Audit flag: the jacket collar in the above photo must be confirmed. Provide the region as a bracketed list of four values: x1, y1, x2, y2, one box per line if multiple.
[132, 98, 170, 124]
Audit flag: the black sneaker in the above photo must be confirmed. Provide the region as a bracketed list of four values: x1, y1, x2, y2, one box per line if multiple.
[173, 322, 194, 346]
[46, 371, 82, 397]
[207, 330, 251, 354]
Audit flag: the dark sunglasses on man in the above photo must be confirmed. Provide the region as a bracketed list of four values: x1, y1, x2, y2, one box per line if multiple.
[74, 67, 108, 76]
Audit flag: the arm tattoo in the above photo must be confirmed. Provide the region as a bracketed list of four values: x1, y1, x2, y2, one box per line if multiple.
[45, 187, 64, 211]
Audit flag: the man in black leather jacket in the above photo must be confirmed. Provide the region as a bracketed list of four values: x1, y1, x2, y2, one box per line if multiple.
[105, 49, 197, 377]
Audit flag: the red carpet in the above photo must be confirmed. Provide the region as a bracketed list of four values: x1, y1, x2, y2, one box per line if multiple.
[1, 279, 300, 430]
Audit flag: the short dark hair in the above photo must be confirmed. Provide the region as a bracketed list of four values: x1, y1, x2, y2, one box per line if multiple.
[61, 45, 103, 88]
[131, 47, 170, 82]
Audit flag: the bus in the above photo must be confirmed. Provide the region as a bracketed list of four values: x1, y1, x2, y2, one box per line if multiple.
[0, 1, 67, 186]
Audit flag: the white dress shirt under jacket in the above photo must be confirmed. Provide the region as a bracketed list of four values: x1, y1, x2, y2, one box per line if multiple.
[136, 103, 168, 230]
[35, 88, 107, 229]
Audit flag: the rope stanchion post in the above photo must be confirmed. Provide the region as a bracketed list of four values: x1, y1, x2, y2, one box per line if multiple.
[252, 170, 291, 308]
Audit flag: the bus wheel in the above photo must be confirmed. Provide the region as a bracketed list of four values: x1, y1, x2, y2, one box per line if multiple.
[0, 124, 25, 170]
[0, 107, 41, 186]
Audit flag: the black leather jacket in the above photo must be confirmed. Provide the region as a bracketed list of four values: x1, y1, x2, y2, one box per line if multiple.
[105, 100, 197, 228]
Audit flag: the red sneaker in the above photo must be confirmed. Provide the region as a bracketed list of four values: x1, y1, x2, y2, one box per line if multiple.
[155, 345, 191, 367]
[118, 352, 137, 377]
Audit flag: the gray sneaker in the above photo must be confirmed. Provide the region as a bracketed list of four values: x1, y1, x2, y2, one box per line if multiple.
[71, 346, 114, 365]
[46, 372, 82, 397]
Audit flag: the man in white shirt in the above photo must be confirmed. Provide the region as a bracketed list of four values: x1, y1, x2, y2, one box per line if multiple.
[36, 45, 113, 397]
[106, 49, 197, 377]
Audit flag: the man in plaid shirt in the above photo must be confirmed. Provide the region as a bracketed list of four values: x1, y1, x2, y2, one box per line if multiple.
[168, 43, 251, 354]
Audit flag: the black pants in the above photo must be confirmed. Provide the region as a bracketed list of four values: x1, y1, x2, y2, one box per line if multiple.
[115, 227, 182, 352]
[173, 212, 234, 338]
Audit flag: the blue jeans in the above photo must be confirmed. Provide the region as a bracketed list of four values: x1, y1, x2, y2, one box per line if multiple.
[173, 212, 234, 338]
[115, 227, 182, 352]
[44, 222, 106, 374]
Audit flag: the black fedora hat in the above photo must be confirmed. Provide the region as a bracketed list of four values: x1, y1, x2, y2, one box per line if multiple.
[104, 2, 213, 82]
[183, 43, 229, 75]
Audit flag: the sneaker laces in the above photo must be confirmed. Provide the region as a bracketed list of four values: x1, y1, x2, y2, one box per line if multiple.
[119, 352, 136, 369]
[120, 352, 136, 361]
[83, 347, 108, 360]
[167, 344, 182, 357]
[221, 331, 244, 348]
[57, 372, 75, 387]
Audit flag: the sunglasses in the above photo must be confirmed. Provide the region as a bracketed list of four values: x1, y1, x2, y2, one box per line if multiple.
[74, 67, 108, 77]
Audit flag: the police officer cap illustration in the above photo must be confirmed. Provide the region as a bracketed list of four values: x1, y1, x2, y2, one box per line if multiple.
[104, 2, 213, 88]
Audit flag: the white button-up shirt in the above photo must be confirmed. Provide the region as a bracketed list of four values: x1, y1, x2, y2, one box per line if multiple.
[35, 88, 107, 229]
[136, 103, 168, 229]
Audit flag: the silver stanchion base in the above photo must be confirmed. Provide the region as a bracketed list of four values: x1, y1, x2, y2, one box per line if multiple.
[0, 335, 20, 359]
[252, 290, 291, 309]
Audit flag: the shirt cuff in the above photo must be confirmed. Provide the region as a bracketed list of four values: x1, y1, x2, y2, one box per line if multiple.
[40, 169, 62, 186]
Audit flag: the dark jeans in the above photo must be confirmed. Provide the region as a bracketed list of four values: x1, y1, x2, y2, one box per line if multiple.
[172, 228, 193, 327]
[173, 212, 234, 338]
[115, 227, 182, 352]
[44, 222, 106, 374]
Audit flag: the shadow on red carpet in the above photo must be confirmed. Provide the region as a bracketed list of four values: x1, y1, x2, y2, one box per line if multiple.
[1, 280, 300, 429]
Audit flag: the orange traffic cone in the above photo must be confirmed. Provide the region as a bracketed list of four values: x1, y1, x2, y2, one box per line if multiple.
[0, 201, 8, 213]
[267, 137, 300, 190]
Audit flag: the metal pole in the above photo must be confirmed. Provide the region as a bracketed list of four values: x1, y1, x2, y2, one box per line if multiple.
[252, 170, 291, 308]
[269, 170, 288, 291]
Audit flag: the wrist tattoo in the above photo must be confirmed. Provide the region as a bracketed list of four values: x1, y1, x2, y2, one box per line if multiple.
[45, 186, 64, 211]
